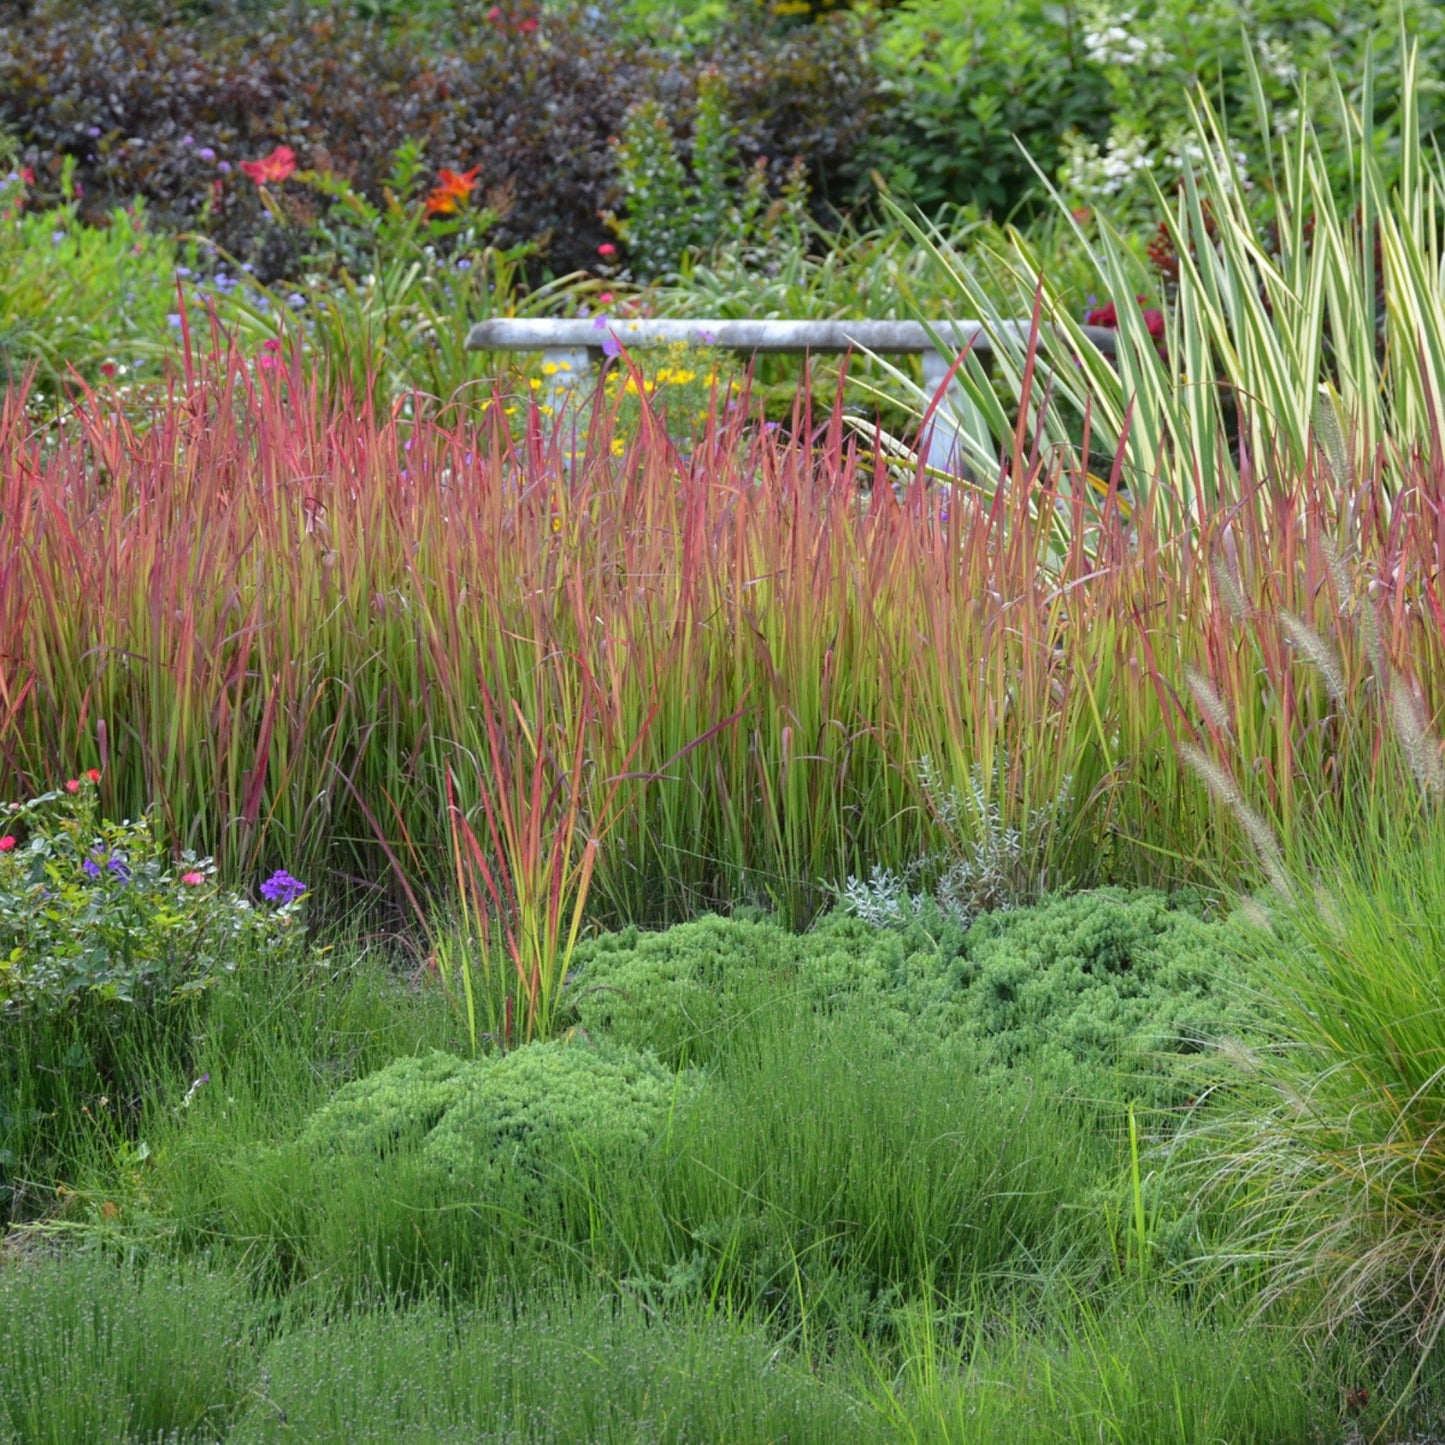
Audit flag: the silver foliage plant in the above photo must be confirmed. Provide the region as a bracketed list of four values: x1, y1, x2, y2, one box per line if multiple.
[838, 756, 1071, 928]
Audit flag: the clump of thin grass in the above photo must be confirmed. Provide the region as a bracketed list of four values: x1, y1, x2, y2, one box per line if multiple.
[1176, 547, 1445, 1412]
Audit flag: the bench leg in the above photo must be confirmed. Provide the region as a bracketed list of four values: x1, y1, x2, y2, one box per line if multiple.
[921, 349, 993, 480]
[539, 347, 596, 423]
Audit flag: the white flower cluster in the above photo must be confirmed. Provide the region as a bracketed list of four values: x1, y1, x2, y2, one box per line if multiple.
[1166, 134, 1253, 193]
[1082, 9, 1161, 68]
[1258, 35, 1298, 87]
[1061, 124, 1156, 199]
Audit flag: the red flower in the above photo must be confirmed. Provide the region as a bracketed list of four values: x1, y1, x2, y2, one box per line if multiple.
[597, 242, 617, 258]
[181, 870, 205, 886]
[99, 363, 116, 379]
[65, 779, 80, 793]
[518, 16, 538, 30]
[19, 167, 33, 185]
[0, 836, 14, 852]
[1085, 295, 1166, 345]
[239, 145, 297, 187]
[85, 768, 101, 782]
[424, 164, 482, 218]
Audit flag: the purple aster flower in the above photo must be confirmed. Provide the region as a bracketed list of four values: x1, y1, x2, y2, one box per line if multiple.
[260, 868, 306, 905]
[198, 146, 216, 162]
[82, 858, 101, 879]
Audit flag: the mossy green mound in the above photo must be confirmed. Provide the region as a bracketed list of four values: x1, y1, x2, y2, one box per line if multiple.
[571, 891, 1261, 1104]
[295, 1040, 681, 1197]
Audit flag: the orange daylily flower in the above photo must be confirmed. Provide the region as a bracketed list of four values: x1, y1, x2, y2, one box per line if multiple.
[424, 165, 482, 217]
[239, 145, 297, 186]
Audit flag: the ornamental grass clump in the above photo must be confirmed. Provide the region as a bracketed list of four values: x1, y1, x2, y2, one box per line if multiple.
[1198, 819, 1445, 1388]
[10, 282, 1445, 930]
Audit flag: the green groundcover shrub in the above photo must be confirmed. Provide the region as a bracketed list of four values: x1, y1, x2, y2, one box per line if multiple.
[570, 890, 1263, 1103]
[297, 1038, 682, 1196]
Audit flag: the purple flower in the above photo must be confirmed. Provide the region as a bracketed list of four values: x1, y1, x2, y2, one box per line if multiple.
[87, 126, 101, 138]
[167, 313, 183, 329]
[82, 858, 101, 879]
[181, 134, 194, 147]
[217, 160, 232, 174]
[260, 869, 306, 905]
[107, 856, 131, 882]
[198, 146, 216, 162]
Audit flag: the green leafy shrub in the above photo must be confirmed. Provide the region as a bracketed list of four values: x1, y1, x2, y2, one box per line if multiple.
[866, 0, 1112, 217]
[0, 775, 301, 1018]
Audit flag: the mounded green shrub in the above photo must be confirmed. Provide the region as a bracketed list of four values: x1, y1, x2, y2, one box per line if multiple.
[572, 891, 1261, 1103]
[422, 1042, 682, 1195]
[952, 888, 1261, 1103]
[297, 1049, 473, 1161]
[295, 1038, 682, 1197]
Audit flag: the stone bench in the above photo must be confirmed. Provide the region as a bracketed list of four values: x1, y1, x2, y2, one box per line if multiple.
[465, 317, 1118, 473]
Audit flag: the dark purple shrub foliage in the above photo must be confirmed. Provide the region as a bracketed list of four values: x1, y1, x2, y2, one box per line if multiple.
[0, 2, 884, 280]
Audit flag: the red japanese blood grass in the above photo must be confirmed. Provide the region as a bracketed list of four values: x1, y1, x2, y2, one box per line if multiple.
[3, 352, 1444, 927]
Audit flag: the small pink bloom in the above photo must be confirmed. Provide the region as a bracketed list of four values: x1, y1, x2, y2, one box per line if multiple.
[598, 291, 613, 304]
[65, 779, 80, 793]
[0, 836, 14, 852]
[597, 242, 616, 258]
[519, 16, 538, 30]
[181, 870, 204, 886]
